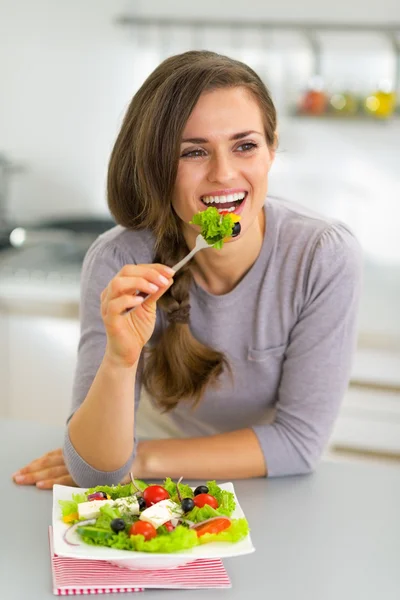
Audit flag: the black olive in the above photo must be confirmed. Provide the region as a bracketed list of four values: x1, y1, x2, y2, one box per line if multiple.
[110, 518, 126, 533]
[99, 491, 108, 499]
[138, 496, 146, 511]
[232, 222, 241, 237]
[194, 485, 209, 496]
[181, 497, 195, 513]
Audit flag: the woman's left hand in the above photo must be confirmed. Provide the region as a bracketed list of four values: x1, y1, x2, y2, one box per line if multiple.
[12, 448, 76, 489]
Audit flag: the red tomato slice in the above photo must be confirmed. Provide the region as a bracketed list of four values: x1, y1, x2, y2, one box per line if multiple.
[193, 517, 231, 537]
[164, 520, 175, 532]
[142, 485, 170, 507]
[193, 493, 218, 509]
[129, 521, 157, 541]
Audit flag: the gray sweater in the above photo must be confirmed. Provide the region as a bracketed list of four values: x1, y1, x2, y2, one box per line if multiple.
[64, 197, 363, 486]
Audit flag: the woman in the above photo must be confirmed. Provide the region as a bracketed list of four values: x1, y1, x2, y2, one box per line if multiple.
[12, 50, 362, 489]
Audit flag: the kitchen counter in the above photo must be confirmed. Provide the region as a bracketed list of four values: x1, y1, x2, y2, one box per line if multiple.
[2, 417, 400, 600]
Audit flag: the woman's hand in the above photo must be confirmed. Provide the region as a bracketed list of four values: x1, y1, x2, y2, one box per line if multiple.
[12, 448, 76, 489]
[101, 264, 174, 368]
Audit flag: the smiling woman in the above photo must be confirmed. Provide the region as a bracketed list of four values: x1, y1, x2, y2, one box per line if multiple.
[12, 50, 363, 490]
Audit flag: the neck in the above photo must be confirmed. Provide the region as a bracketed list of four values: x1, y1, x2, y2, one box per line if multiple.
[184, 208, 266, 296]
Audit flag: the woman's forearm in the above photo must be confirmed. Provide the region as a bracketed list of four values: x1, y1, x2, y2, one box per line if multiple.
[133, 429, 267, 480]
[68, 352, 138, 472]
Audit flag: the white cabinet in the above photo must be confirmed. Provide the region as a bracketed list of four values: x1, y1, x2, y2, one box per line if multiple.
[1, 308, 80, 426]
[0, 312, 10, 417]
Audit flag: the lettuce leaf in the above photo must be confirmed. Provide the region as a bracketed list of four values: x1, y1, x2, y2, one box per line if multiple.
[162, 477, 194, 503]
[183, 504, 221, 523]
[95, 503, 121, 529]
[190, 207, 235, 249]
[206, 481, 236, 516]
[81, 525, 199, 554]
[197, 518, 249, 545]
[58, 492, 87, 518]
[86, 480, 148, 499]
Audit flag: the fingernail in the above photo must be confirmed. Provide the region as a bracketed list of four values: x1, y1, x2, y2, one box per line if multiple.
[158, 275, 169, 285]
[164, 267, 175, 275]
[148, 283, 159, 293]
[36, 481, 45, 488]
[14, 475, 25, 483]
[12, 470, 20, 477]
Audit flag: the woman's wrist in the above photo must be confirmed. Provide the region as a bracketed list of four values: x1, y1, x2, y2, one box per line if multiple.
[103, 346, 141, 373]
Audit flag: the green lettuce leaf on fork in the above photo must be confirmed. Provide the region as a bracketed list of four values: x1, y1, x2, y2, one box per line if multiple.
[190, 207, 238, 249]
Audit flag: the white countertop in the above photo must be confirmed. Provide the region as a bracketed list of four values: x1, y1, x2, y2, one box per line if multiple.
[2, 417, 400, 600]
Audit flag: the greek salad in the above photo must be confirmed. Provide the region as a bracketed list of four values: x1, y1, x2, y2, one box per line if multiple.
[59, 476, 249, 554]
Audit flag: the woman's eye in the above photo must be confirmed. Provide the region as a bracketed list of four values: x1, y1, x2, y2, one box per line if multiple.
[180, 148, 206, 158]
[236, 142, 257, 153]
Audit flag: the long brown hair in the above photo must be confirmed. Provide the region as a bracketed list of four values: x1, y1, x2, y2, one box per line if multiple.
[107, 50, 277, 411]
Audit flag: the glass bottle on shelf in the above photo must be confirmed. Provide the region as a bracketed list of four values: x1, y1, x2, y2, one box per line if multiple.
[297, 75, 329, 117]
[364, 80, 397, 119]
[327, 79, 359, 118]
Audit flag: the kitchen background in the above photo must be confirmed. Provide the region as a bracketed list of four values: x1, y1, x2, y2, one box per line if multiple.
[0, 0, 399, 465]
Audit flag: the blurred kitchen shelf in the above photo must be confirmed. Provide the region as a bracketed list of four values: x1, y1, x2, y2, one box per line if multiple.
[116, 15, 400, 33]
[290, 113, 400, 122]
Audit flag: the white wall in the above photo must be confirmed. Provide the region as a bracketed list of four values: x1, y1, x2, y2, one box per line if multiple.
[0, 0, 136, 223]
[1, 0, 399, 226]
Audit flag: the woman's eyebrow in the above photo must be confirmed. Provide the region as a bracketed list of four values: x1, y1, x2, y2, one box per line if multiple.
[181, 130, 262, 144]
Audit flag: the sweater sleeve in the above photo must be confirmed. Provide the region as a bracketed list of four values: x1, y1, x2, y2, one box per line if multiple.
[252, 223, 363, 476]
[63, 239, 143, 487]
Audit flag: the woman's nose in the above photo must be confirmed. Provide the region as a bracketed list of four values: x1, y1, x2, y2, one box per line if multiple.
[207, 152, 236, 184]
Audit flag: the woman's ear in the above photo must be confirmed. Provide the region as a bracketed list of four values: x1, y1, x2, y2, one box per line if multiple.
[272, 131, 279, 155]
[268, 131, 278, 168]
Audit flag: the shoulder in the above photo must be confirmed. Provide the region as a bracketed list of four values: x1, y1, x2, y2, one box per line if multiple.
[78, 226, 157, 300]
[267, 196, 363, 267]
[82, 225, 157, 274]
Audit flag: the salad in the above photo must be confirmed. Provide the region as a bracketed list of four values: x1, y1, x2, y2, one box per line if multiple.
[59, 477, 249, 554]
[190, 207, 241, 249]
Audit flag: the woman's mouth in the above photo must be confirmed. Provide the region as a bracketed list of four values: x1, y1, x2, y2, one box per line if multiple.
[200, 191, 247, 215]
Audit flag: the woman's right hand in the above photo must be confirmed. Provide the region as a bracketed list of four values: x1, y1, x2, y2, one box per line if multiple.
[101, 264, 174, 368]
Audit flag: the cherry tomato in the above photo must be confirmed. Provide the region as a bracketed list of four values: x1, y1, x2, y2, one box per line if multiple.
[142, 485, 170, 507]
[193, 493, 218, 509]
[193, 517, 231, 537]
[129, 521, 157, 541]
[164, 520, 175, 532]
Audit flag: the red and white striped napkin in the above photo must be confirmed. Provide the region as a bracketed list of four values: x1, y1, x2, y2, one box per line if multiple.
[48, 527, 231, 595]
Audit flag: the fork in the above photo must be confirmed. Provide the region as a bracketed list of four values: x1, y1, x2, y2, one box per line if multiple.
[122, 234, 211, 315]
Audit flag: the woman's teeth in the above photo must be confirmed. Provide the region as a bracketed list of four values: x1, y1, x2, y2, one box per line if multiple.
[201, 192, 246, 212]
[202, 192, 246, 205]
[217, 206, 236, 212]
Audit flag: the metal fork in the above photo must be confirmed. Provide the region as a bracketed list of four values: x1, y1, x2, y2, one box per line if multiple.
[122, 234, 211, 315]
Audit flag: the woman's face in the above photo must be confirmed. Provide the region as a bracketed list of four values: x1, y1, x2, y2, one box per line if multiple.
[172, 86, 275, 243]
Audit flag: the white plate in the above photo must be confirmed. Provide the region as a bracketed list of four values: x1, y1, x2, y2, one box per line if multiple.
[52, 482, 255, 570]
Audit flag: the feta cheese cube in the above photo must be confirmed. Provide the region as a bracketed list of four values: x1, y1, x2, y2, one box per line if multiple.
[77, 499, 115, 520]
[114, 497, 140, 516]
[139, 499, 183, 529]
